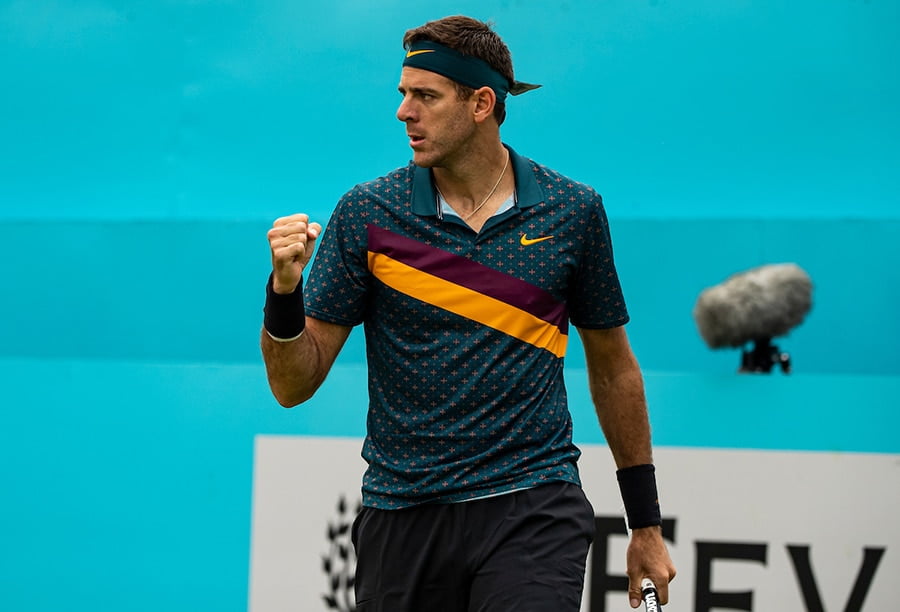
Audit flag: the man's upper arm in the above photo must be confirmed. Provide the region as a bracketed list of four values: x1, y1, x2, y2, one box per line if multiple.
[305, 316, 354, 368]
[577, 325, 638, 375]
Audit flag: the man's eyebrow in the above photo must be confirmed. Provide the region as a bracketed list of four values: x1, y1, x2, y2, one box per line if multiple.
[398, 85, 441, 96]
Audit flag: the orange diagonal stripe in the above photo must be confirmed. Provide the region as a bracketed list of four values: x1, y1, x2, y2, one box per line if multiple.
[368, 251, 568, 358]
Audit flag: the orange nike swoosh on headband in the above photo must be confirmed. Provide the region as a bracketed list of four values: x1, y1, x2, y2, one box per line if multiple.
[406, 49, 436, 58]
[520, 234, 554, 246]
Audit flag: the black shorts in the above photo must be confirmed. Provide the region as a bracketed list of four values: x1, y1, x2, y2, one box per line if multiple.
[351, 481, 595, 612]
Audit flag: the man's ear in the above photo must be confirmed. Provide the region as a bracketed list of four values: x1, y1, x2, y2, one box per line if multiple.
[472, 86, 497, 124]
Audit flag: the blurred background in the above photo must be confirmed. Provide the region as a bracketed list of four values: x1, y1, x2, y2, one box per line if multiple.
[1, 1, 897, 610]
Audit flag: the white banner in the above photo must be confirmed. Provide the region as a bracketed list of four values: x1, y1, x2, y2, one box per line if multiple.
[249, 436, 899, 611]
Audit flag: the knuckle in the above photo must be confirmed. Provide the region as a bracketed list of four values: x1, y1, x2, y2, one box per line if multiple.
[273, 214, 304, 228]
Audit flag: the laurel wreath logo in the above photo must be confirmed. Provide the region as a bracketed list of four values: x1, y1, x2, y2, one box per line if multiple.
[322, 494, 361, 611]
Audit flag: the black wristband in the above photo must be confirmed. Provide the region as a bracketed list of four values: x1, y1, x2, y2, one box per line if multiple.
[263, 274, 306, 340]
[616, 463, 662, 529]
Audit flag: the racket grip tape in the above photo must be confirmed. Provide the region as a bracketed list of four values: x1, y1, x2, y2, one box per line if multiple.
[641, 577, 661, 611]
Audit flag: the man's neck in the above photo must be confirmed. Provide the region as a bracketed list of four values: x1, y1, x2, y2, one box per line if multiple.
[432, 141, 511, 207]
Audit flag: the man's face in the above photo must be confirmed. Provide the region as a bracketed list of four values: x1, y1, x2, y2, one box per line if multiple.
[396, 67, 477, 168]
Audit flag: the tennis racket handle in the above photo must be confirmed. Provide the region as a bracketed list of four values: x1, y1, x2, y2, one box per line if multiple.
[641, 577, 661, 611]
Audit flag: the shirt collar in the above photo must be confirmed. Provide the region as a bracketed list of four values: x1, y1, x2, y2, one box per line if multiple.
[410, 145, 543, 217]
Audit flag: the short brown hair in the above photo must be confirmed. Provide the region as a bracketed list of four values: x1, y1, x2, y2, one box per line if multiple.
[403, 16, 514, 125]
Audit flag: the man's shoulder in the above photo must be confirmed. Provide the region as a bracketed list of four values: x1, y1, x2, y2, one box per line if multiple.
[343, 162, 417, 200]
[520, 156, 602, 207]
[530, 159, 597, 193]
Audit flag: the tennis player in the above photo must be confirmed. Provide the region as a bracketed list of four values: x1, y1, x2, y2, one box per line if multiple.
[262, 15, 675, 611]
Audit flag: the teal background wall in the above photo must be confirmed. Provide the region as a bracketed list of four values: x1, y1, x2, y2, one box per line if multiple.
[3, 0, 898, 221]
[1, 1, 898, 610]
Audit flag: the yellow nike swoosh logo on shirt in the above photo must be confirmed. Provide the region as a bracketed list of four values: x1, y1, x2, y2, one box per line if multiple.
[406, 49, 435, 58]
[520, 234, 554, 246]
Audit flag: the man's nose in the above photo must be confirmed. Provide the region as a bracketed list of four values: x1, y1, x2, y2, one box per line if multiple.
[396, 96, 414, 122]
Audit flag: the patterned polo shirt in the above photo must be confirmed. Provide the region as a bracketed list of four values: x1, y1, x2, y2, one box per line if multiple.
[305, 145, 629, 509]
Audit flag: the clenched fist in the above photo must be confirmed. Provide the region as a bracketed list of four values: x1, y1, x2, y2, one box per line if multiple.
[267, 214, 323, 295]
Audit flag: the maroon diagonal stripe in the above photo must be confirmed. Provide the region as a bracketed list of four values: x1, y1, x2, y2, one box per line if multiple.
[368, 225, 568, 331]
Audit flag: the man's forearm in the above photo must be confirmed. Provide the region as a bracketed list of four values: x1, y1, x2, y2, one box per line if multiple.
[260, 319, 350, 407]
[590, 361, 653, 468]
[261, 329, 319, 407]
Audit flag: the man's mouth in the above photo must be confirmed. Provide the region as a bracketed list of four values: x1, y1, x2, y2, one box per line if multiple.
[408, 134, 425, 147]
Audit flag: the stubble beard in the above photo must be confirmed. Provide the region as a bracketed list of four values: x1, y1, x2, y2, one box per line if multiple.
[412, 106, 477, 170]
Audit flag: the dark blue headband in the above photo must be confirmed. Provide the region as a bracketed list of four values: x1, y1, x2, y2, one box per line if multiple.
[402, 40, 540, 103]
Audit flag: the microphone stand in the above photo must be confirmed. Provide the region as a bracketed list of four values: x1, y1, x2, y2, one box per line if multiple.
[739, 338, 792, 374]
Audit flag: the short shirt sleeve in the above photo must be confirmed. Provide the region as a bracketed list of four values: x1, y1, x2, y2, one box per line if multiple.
[567, 191, 630, 329]
[304, 189, 371, 327]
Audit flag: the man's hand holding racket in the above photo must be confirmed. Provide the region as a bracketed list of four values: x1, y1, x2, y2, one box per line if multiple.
[641, 578, 661, 611]
[627, 526, 676, 608]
